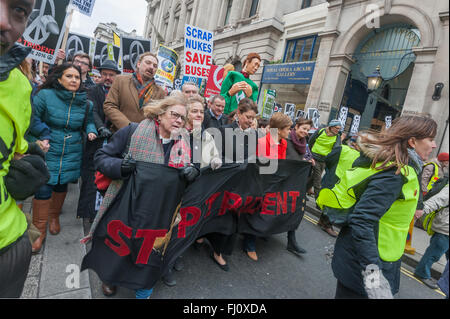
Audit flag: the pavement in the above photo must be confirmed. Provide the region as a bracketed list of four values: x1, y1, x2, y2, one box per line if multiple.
[19, 183, 447, 299]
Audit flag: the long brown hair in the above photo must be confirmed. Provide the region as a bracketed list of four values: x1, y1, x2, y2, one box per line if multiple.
[360, 115, 437, 174]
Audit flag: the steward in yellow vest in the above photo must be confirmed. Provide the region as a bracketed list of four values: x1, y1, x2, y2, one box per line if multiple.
[0, 44, 33, 251]
[330, 139, 423, 298]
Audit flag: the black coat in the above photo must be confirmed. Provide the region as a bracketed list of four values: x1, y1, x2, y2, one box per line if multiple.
[217, 121, 258, 163]
[331, 155, 407, 296]
[203, 109, 228, 130]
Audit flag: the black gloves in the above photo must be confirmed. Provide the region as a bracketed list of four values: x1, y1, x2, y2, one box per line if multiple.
[5, 155, 50, 200]
[121, 158, 136, 178]
[180, 165, 200, 183]
[27, 142, 46, 159]
[98, 127, 113, 139]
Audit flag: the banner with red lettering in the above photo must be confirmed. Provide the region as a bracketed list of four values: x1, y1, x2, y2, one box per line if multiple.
[204, 65, 224, 98]
[18, 0, 72, 64]
[81, 160, 310, 290]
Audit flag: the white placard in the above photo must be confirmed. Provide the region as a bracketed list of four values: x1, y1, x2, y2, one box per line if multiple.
[184, 24, 214, 80]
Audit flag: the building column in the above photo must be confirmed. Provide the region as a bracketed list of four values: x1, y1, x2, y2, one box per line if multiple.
[165, 0, 177, 43]
[176, 0, 187, 41]
[305, 31, 341, 124]
[229, 0, 244, 25]
[207, 0, 221, 31]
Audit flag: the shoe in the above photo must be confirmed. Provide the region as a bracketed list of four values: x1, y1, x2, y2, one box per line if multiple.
[162, 269, 176, 287]
[318, 219, 338, 237]
[101, 283, 117, 297]
[322, 226, 338, 237]
[174, 257, 184, 271]
[287, 231, 307, 256]
[416, 276, 439, 290]
[210, 253, 229, 271]
[48, 192, 67, 235]
[246, 251, 258, 261]
[31, 199, 51, 253]
[194, 239, 204, 250]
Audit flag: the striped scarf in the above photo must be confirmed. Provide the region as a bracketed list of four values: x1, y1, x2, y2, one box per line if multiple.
[132, 72, 156, 108]
[81, 119, 191, 244]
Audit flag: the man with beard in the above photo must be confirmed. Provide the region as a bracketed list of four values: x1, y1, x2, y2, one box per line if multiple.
[104, 52, 166, 132]
[0, 0, 38, 298]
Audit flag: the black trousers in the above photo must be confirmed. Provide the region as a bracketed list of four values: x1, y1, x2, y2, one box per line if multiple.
[0, 233, 32, 298]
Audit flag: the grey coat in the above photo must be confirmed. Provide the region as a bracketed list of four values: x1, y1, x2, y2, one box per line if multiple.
[423, 184, 449, 236]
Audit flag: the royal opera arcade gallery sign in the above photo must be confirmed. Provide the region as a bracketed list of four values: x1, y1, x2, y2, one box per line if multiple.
[261, 62, 316, 85]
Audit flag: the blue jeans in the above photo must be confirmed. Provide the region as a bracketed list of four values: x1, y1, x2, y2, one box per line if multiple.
[243, 234, 256, 252]
[135, 288, 153, 299]
[35, 183, 68, 200]
[415, 233, 449, 279]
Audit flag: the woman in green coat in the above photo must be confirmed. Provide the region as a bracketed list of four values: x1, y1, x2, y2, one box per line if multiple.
[30, 63, 97, 252]
[220, 53, 261, 115]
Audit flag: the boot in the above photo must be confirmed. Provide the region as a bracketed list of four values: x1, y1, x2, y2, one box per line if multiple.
[31, 199, 51, 253]
[48, 192, 67, 235]
[287, 231, 307, 256]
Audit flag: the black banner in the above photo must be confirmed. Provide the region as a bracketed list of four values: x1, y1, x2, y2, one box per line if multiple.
[17, 0, 71, 64]
[93, 39, 120, 69]
[81, 160, 310, 290]
[121, 36, 151, 73]
[65, 32, 91, 61]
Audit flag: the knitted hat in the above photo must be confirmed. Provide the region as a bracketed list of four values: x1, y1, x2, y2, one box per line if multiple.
[438, 153, 449, 162]
[328, 119, 342, 127]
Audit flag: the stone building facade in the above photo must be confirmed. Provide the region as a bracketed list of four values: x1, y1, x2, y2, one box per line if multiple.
[143, 0, 449, 154]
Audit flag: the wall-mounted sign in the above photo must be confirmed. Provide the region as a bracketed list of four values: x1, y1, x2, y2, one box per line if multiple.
[261, 62, 316, 85]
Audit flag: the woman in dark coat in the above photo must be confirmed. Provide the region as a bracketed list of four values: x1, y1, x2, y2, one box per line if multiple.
[328, 116, 437, 298]
[285, 118, 315, 256]
[30, 64, 97, 252]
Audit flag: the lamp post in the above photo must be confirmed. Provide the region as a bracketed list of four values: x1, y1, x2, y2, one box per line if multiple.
[367, 65, 383, 92]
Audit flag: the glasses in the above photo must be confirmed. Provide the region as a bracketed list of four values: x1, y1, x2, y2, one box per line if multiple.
[169, 111, 186, 122]
[74, 60, 90, 67]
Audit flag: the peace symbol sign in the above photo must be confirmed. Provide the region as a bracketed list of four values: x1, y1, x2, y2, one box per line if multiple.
[100, 45, 109, 64]
[23, 0, 58, 45]
[129, 41, 145, 71]
[66, 35, 85, 57]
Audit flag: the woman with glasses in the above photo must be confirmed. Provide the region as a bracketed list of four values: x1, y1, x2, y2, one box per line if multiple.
[93, 95, 198, 299]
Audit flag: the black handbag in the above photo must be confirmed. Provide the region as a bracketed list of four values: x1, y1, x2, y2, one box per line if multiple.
[81, 102, 90, 151]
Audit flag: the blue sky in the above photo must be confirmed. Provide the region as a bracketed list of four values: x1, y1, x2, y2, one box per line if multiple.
[71, 0, 148, 37]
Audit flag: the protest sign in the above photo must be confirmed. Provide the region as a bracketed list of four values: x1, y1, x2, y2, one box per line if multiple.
[65, 32, 92, 61]
[18, 0, 71, 64]
[338, 106, 349, 129]
[155, 45, 179, 91]
[121, 36, 151, 73]
[385, 115, 393, 129]
[184, 24, 213, 80]
[93, 39, 120, 69]
[350, 115, 361, 135]
[261, 89, 276, 119]
[307, 108, 320, 129]
[284, 103, 297, 121]
[71, 0, 96, 17]
[204, 65, 224, 98]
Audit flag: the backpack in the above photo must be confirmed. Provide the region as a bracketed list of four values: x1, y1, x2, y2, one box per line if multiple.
[94, 123, 138, 195]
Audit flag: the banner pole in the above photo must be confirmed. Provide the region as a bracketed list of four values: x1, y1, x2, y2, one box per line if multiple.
[58, 8, 75, 65]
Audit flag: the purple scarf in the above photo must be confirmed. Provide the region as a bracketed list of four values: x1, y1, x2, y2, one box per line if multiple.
[289, 129, 307, 156]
